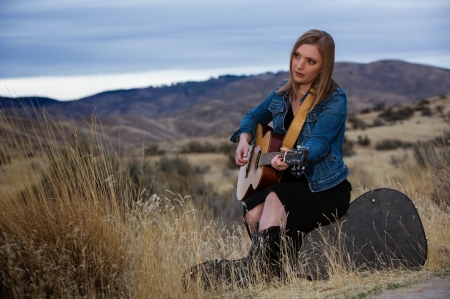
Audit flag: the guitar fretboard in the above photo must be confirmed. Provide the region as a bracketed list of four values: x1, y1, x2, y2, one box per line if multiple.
[258, 152, 284, 167]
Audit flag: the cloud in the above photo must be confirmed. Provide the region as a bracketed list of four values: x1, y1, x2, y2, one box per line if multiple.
[0, 0, 449, 99]
[0, 65, 284, 100]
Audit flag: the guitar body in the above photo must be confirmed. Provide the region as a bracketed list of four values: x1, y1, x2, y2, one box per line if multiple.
[236, 124, 284, 201]
[298, 188, 428, 280]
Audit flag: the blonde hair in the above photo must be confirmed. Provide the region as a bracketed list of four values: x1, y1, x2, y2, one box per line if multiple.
[276, 29, 338, 110]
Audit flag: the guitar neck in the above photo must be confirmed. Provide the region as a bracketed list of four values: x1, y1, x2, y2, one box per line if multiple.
[258, 152, 284, 167]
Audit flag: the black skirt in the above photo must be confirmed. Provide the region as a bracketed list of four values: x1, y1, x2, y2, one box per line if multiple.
[243, 170, 352, 248]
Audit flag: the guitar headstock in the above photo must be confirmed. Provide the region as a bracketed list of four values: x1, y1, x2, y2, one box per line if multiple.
[283, 146, 308, 166]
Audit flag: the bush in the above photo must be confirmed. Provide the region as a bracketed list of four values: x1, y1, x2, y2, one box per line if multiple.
[144, 144, 165, 155]
[347, 115, 367, 130]
[371, 118, 385, 127]
[218, 142, 238, 169]
[126, 156, 202, 196]
[431, 130, 450, 147]
[436, 105, 445, 115]
[412, 139, 450, 209]
[357, 135, 371, 146]
[179, 141, 238, 169]
[180, 140, 217, 153]
[343, 137, 356, 157]
[378, 107, 414, 122]
[0, 148, 12, 165]
[421, 107, 433, 116]
[415, 100, 431, 115]
[375, 139, 411, 150]
[372, 102, 385, 111]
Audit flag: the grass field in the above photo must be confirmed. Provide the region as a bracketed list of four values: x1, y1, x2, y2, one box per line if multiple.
[0, 95, 449, 298]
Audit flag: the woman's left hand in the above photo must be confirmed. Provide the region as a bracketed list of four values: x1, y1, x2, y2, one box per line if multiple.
[271, 147, 289, 171]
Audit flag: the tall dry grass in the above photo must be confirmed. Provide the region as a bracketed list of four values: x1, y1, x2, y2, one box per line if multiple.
[0, 108, 449, 298]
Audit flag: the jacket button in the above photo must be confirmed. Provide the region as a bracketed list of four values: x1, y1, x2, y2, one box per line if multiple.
[313, 185, 317, 189]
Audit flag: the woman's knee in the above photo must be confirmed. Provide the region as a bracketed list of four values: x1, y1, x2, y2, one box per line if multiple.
[244, 203, 264, 224]
[265, 192, 283, 208]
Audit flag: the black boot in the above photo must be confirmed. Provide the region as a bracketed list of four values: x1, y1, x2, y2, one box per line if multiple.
[182, 225, 281, 290]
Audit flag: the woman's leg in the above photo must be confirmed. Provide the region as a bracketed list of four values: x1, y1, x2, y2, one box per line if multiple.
[244, 191, 287, 235]
[244, 203, 264, 236]
[259, 191, 287, 231]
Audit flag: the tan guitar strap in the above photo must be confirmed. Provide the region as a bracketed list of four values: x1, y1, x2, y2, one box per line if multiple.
[281, 88, 316, 149]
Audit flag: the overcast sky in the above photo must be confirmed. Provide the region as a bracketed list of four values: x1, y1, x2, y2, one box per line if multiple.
[1, 0, 449, 100]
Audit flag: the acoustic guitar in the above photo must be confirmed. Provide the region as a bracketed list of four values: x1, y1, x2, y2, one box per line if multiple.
[236, 124, 308, 201]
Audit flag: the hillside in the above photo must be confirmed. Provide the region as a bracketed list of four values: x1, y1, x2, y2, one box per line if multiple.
[1, 60, 450, 145]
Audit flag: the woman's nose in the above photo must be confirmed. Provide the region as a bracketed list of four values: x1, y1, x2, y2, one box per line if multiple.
[296, 58, 304, 69]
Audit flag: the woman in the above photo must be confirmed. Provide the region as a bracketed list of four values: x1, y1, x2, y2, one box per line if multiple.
[184, 29, 351, 288]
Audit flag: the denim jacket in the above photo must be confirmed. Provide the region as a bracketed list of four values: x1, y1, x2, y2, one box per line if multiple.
[230, 81, 350, 192]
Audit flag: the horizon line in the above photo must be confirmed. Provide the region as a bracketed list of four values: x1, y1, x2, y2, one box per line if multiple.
[1, 59, 449, 101]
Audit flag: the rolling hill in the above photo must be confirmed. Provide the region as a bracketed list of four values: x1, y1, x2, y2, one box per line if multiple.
[1, 60, 450, 145]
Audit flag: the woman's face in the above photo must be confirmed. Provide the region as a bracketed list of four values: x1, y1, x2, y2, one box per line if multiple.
[291, 43, 323, 88]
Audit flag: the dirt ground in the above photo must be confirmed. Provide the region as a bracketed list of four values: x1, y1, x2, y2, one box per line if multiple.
[369, 276, 450, 299]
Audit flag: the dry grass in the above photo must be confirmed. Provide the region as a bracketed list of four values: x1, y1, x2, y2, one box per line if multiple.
[0, 103, 449, 298]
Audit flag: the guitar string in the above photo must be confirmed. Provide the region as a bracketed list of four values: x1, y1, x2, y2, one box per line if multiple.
[258, 152, 306, 167]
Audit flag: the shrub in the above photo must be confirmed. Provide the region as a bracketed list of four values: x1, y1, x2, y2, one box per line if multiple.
[144, 144, 165, 155]
[375, 139, 411, 150]
[415, 100, 431, 113]
[371, 118, 385, 127]
[431, 130, 450, 147]
[343, 137, 356, 157]
[372, 102, 385, 111]
[357, 135, 371, 146]
[412, 139, 450, 209]
[347, 115, 367, 130]
[180, 140, 216, 153]
[436, 105, 445, 115]
[421, 107, 433, 116]
[218, 142, 238, 169]
[0, 148, 12, 165]
[378, 107, 414, 122]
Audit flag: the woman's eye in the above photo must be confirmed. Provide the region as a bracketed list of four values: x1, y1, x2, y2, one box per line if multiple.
[308, 59, 316, 64]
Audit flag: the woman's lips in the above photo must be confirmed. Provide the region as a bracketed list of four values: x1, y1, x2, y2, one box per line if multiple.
[295, 71, 304, 77]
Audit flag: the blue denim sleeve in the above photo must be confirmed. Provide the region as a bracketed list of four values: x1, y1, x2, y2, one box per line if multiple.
[304, 92, 347, 162]
[230, 89, 276, 143]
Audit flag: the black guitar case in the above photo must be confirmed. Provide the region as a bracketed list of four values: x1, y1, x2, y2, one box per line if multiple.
[298, 188, 428, 280]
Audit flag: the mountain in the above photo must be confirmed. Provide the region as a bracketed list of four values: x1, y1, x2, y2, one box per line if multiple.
[1, 60, 450, 144]
[0, 96, 62, 110]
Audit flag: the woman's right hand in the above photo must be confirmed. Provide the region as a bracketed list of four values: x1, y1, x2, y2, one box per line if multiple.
[235, 133, 251, 166]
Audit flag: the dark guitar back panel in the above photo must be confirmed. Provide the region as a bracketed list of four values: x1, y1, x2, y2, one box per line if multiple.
[298, 188, 428, 280]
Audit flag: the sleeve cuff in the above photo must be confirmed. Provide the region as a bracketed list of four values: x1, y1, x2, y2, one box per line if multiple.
[230, 129, 255, 143]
